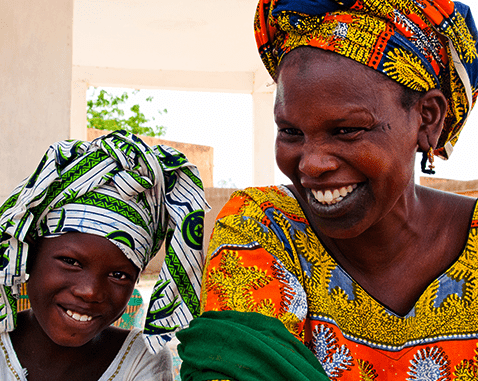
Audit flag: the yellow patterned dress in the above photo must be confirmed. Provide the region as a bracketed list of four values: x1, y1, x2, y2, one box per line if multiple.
[202, 185, 478, 380]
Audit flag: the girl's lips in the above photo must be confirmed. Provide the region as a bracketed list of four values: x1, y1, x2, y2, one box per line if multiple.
[65, 309, 92, 322]
[59, 304, 96, 323]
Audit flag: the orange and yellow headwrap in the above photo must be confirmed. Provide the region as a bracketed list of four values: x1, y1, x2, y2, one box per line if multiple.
[255, 0, 478, 160]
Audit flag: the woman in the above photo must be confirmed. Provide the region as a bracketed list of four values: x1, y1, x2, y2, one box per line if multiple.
[0, 130, 209, 380]
[178, 0, 478, 380]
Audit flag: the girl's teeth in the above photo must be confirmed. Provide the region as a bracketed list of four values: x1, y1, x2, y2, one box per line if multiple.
[339, 187, 348, 197]
[66, 309, 92, 322]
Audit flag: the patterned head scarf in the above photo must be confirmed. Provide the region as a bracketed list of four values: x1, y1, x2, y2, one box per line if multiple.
[255, 0, 478, 160]
[0, 130, 210, 354]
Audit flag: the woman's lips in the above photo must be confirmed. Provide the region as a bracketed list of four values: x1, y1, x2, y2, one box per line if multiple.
[311, 184, 358, 205]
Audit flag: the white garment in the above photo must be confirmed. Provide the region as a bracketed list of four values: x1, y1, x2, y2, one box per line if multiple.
[0, 329, 173, 380]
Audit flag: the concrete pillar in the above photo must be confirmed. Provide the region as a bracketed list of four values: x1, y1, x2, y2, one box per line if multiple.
[0, 0, 74, 202]
[70, 80, 88, 141]
[252, 91, 275, 186]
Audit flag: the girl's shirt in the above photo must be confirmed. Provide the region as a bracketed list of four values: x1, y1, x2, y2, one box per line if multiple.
[0, 328, 173, 381]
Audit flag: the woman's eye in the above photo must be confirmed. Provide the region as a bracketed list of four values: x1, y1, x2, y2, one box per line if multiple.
[337, 127, 363, 135]
[278, 128, 303, 136]
[110, 271, 128, 280]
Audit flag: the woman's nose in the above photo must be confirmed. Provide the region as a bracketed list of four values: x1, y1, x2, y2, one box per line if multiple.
[71, 274, 106, 303]
[298, 147, 340, 177]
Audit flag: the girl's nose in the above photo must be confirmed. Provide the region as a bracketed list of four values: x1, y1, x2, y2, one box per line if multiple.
[71, 275, 106, 303]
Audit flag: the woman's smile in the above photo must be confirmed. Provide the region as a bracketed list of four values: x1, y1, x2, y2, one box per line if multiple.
[274, 48, 421, 238]
[310, 184, 358, 205]
[305, 182, 367, 219]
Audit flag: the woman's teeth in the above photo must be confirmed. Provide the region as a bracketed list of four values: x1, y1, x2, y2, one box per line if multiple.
[66, 309, 92, 322]
[312, 184, 358, 205]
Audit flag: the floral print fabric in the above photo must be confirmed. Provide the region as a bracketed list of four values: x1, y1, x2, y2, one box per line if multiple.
[202, 186, 478, 380]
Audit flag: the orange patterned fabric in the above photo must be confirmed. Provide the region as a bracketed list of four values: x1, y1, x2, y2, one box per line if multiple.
[254, 0, 478, 160]
[202, 185, 478, 380]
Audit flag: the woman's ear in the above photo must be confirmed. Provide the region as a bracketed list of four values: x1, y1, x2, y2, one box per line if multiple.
[416, 89, 448, 152]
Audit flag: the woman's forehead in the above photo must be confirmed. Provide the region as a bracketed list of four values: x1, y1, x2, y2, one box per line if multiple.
[277, 47, 389, 85]
[275, 49, 400, 109]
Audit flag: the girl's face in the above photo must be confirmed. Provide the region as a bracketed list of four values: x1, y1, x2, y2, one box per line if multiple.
[27, 232, 139, 347]
[274, 48, 421, 239]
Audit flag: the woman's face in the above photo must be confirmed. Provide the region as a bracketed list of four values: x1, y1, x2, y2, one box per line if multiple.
[27, 232, 139, 347]
[275, 48, 421, 239]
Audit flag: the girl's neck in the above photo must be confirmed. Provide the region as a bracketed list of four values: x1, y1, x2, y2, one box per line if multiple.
[10, 310, 128, 381]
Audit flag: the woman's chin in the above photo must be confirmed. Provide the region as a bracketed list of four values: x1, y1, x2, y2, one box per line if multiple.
[304, 183, 378, 239]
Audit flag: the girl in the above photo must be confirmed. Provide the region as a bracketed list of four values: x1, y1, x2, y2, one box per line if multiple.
[0, 130, 208, 380]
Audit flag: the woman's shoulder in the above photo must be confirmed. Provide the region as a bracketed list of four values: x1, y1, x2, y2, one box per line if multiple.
[416, 185, 478, 262]
[216, 185, 301, 220]
[417, 184, 477, 216]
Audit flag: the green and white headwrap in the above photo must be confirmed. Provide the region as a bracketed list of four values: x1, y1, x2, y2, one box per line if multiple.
[0, 130, 210, 353]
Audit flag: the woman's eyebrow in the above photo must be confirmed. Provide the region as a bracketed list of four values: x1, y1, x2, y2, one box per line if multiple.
[275, 108, 375, 125]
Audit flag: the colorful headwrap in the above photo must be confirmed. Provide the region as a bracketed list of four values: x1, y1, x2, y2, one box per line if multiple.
[0, 130, 210, 354]
[255, 0, 478, 160]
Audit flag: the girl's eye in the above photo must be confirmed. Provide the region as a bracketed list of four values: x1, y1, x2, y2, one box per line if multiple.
[61, 257, 81, 267]
[110, 271, 128, 280]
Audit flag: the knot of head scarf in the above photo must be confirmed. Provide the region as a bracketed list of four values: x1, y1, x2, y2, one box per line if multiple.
[255, 0, 478, 160]
[0, 130, 210, 354]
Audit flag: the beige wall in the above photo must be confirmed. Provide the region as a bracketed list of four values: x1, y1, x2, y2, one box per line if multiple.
[87, 128, 214, 188]
[420, 177, 478, 197]
[0, 0, 74, 202]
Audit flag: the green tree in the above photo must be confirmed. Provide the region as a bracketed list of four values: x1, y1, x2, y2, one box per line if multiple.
[87, 88, 167, 137]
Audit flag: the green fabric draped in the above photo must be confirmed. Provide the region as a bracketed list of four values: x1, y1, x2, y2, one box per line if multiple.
[177, 310, 329, 381]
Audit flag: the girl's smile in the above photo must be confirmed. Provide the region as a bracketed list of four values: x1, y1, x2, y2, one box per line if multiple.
[27, 232, 139, 348]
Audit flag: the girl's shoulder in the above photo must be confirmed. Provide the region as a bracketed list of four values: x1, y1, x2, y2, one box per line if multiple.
[0, 331, 27, 381]
[99, 328, 173, 381]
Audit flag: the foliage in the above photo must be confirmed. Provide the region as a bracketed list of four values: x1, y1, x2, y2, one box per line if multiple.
[87, 88, 167, 137]
[216, 178, 237, 188]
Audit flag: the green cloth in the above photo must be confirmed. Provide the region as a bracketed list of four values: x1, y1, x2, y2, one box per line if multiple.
[177, 310, 329, 381]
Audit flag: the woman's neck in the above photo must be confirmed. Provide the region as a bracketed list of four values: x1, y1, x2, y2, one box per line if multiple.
[289, 183, 475, 315]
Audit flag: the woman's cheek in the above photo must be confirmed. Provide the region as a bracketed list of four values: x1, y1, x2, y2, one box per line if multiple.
[275, 141, 297, 178]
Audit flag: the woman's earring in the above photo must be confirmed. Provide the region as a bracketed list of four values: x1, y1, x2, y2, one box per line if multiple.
[421, 147, 436, 175]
